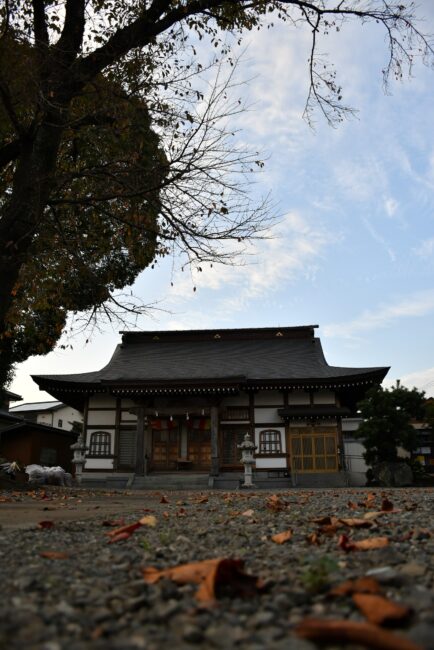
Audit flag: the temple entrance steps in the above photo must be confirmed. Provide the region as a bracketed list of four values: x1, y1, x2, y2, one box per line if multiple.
[292, 472, 348, 488]
[211, 472, 293, 490]
[130, 473, 210, 490]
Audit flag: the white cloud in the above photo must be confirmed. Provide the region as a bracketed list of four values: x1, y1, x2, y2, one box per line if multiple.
[384, 197, 399, 217]
[324, 289, 434, 339]
[167, 211, 338, 313]
[362, 217, 396, 262]
[384, 367, 434, 398]
[413, 237, 434, 258]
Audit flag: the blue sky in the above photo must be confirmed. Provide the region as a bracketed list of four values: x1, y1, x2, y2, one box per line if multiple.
[11, 2, 434, 402]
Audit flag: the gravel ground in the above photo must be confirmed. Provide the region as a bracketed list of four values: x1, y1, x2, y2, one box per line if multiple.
[0, 487, 433, 650]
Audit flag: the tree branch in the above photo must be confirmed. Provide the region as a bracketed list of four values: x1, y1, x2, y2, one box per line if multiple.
[32, 0, 49, 48]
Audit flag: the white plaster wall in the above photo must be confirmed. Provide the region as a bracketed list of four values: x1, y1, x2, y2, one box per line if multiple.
[220, 394, 249, 406]
[121, 411, 137, 422]
[254, 391, 284, 406]
[85, 458, 114, 470]
[254, 408, 281, 424]
[255, 458, 287, 469]
[343, 440, 367, 473]
[37, 413, 53, 426]
[342, 418, 363, 432]
[87, 410, 116, 426]
[313, 390, 335, 405]
[254, 427, 286, 453]
[88, 395, 117, 409]
[289, 391, 310, 405]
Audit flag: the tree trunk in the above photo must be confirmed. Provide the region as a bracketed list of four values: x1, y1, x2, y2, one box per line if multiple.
[0, 114, 68, 389]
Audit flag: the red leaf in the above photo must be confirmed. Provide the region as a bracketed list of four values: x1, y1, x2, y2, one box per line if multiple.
[295, 618, 423, 650]
[40, 551, 69, 559]
[37, 520, 54, 529]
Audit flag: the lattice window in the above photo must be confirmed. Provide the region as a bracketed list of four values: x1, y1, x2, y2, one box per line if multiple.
[259, 429, 282, 454]
[221, 406, 249, 421]
[89, 431, 111, 456]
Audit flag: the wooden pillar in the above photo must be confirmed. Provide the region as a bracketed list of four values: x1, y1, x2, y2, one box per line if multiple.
[210, 405, 219, 476]
[135, 406, 145, 475]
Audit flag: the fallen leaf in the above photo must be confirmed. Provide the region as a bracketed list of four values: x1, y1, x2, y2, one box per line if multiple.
[294, 618, 423, 650]
[194, 495, 209, 504]
[338, 534, 389, 552]
[139, 515, 157, 527]
[160, 495, 169, 504]
[363, 511, 388, 521]
[353, 593, 411, 626]
[142, 558, 264, 604]
[306, 532, 322, 545]
[40, 551, 69, 559]
[106, 521, 142, 538]
[339, 518, 374, 529]
[271, 530, 292, 544]
[312, 516, 335, 525]
[266, 494, 287, 512]
[348, 501, 359, 510]
[381, 498, 394, 512]
[108, 531, 132, 543]
[329, 576, 383, 597]
[37, 520, 54, 529]
[241, 509, 255, 517]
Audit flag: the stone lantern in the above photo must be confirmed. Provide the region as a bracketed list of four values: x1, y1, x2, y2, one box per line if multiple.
[238, 432, 257, 488]
[70, 433, 88, 485]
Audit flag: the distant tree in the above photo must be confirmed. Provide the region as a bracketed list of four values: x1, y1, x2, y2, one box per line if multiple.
[355, 385, 426, 467]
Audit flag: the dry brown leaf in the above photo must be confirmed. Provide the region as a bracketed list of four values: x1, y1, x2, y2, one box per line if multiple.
[40, 551, 69, 559]
[142, 558, 264, 604]
[294, 618, 423, 650]
[339, 518, 374, 529]
[160, 495, 169, 504]
[306, 532, 321, 545]
[37, 520, 54, 529]
[266, 494, 287, 512]
[353, 593, 411, 626]
[348, 500, 359, 510]
[363, 511, 388, 521]
[241, 509, 255, 517]
[329, 576, 383, 597]
[381, 498, 394, 512]
[139, 515, 157, 527]
[271, 529, 292, 544]
[312, 516, 336, 525]
[338, 534, 389, 552]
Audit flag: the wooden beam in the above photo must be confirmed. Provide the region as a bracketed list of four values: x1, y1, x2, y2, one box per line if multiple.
[210, 405, 219, 476]
[135, 406, 145, 475]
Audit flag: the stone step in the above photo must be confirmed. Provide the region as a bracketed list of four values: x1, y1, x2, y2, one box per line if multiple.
[292, 472, 348, 488]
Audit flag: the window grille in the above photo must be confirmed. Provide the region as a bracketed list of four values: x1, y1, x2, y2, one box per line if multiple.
[89, 431, 111, 456]
[259, 429, 282, 454]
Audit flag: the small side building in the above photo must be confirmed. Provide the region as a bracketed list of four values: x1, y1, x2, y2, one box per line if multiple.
[33, 325, 389, 488]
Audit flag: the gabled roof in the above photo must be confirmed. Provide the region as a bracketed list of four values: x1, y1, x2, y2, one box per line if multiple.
[4, 390, 23, 402]
[9, 400, 63, 414]
[0, 421, 77, 438]
[33, 326, 389, 402]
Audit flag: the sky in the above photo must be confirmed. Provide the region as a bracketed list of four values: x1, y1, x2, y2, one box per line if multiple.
[10, 1, 434, 404]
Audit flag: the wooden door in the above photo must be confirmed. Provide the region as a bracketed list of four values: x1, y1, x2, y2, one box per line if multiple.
[152, 427, 179, 470]
[221, 426, 250, 467]
[290, 429, 338, 473]
[188, 429, 211, 469]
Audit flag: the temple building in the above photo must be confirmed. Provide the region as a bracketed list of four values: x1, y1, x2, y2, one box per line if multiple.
[33, 325, 389, 487]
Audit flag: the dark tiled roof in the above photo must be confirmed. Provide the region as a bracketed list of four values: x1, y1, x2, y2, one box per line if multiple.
[33, 326, 389, 389]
